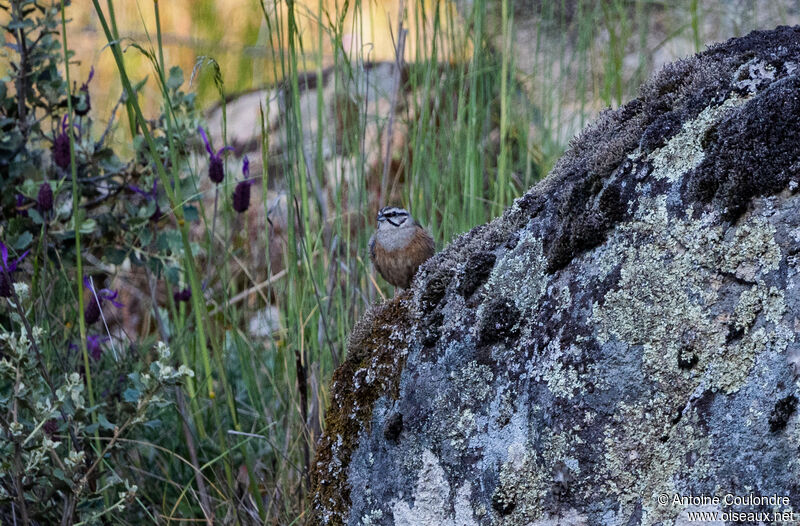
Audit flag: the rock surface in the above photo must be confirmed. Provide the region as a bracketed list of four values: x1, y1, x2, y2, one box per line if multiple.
[311, 27, 800, 525]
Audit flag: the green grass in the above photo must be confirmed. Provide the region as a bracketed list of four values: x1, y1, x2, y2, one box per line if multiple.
[89, 1, 536, 520]
[8, 0, 797, 523]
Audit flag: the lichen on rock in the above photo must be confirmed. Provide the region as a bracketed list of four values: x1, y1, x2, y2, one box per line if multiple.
[311, 26, 800, 525]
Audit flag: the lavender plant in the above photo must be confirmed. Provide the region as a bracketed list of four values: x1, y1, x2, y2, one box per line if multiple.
[1, 1, 202, 523]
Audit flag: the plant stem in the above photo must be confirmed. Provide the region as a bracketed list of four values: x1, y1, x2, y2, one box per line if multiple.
[59, 0, 101, 471]
[495, 0, 512, 216]
[380, 1, 406, 208]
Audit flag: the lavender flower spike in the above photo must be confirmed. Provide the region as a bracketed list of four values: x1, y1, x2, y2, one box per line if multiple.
[15, 194, 28, 217]
[86, 334, 110, 361]
[83, 276, 124, 325]
[198, 126, 234, 184]
[173, 287, 191, 303]
[0, 241, 29, 298]
[232, 155, 256, 213]
[38, 182, 54, 212]
[74, 66, 95, 117]
[52, 115, 71, 170]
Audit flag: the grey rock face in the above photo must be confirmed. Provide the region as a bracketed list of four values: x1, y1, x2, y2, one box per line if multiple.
[311, 27, 800, 525]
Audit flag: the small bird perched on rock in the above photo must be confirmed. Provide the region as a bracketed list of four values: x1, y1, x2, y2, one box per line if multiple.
[369, 206, 435, 289]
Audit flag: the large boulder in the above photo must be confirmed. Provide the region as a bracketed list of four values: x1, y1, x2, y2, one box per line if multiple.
[311, 27, 800, 525]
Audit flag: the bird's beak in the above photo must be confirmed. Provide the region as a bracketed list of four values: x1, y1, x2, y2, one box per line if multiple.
[377, 214, 386, 222]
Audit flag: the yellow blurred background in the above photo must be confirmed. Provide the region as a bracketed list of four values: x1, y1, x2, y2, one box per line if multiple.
[41, 0, 468, 125]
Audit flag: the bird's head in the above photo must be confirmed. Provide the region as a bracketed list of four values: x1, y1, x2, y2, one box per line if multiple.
[376, 206, 411, 229]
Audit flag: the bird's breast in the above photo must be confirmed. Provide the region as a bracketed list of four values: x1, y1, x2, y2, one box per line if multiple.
[375, 225, 416, 252]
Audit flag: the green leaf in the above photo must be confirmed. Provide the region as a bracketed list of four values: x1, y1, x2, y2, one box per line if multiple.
[20, 178, 37, 197]
[122, 388, 140, 404]
[140, 200, 156, 219]
[167, 66, 184, 91]
[139, 227, 153, 246]
[146, 255, 163, 274]
[156, 232, 169, 252]
[12, 231, 33, 250]
[182, 205, 199, 222]
[97, 414, 115, 431]
[92, 147, 114, 161]
[7, 19, 34, 30]
[165, 230, 183, 254]
[165, 266, 180, 285]
[79, 219, 96, 235]
[144, 419, 162, 430]
[132, 76, 148, 93]
[52, 468, 69, 484]
[105, 248, 128, 265]
[28, 208, 43, 225]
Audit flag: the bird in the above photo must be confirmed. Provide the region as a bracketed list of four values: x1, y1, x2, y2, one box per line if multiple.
[369, 206, 435, 290]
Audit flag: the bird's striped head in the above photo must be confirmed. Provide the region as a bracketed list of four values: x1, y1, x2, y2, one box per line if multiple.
[377, 206, 410, 228]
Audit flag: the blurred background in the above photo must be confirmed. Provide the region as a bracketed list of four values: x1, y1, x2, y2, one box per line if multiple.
[53, 1, 800, 157]
[53, 1, 467, 120]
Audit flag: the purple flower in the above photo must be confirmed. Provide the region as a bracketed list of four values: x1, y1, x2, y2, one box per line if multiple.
[0, 241, 29, 298]
[43, 419, 59, 437]
[52, 116, 71, 170]
[232, 181, 251, 213]
[87, 334, 110, 361]
[232, 156, 256, 213]
[73, 66, 94, 117]
[83, 276, 123, 325]
[15, 194, 28, 217]
[198, 126, 233, 184]
[130, 180, 162, 221]
[37, 182, 53, 213]
[173, 287, 191, 303]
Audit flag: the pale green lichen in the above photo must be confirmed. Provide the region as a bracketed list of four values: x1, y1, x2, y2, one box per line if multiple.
[453, 361, 494, 404]
[435, 361, 496, 451]
[592, 197, 724, 393]
[712, 327, 791, 394]
[447, 408, 477, 451]
[493, 430, 571, 524]
[484, 229, 547, 315]
[590, 189, 789, 524]
[593, 194, 786, 396]
[600, 396, 712, 526]
[648, 95, 746, 183]
[493, 448, 546, 521]
[719, 216, 782, 278]
[734, 285, 786, 330]
[528, 509, 590, 525]
[359, 509, 383, 525]
[537, 352, 584, 400]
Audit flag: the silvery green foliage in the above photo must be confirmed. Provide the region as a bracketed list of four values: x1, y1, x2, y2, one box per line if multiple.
[0, 297, 193, 524]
